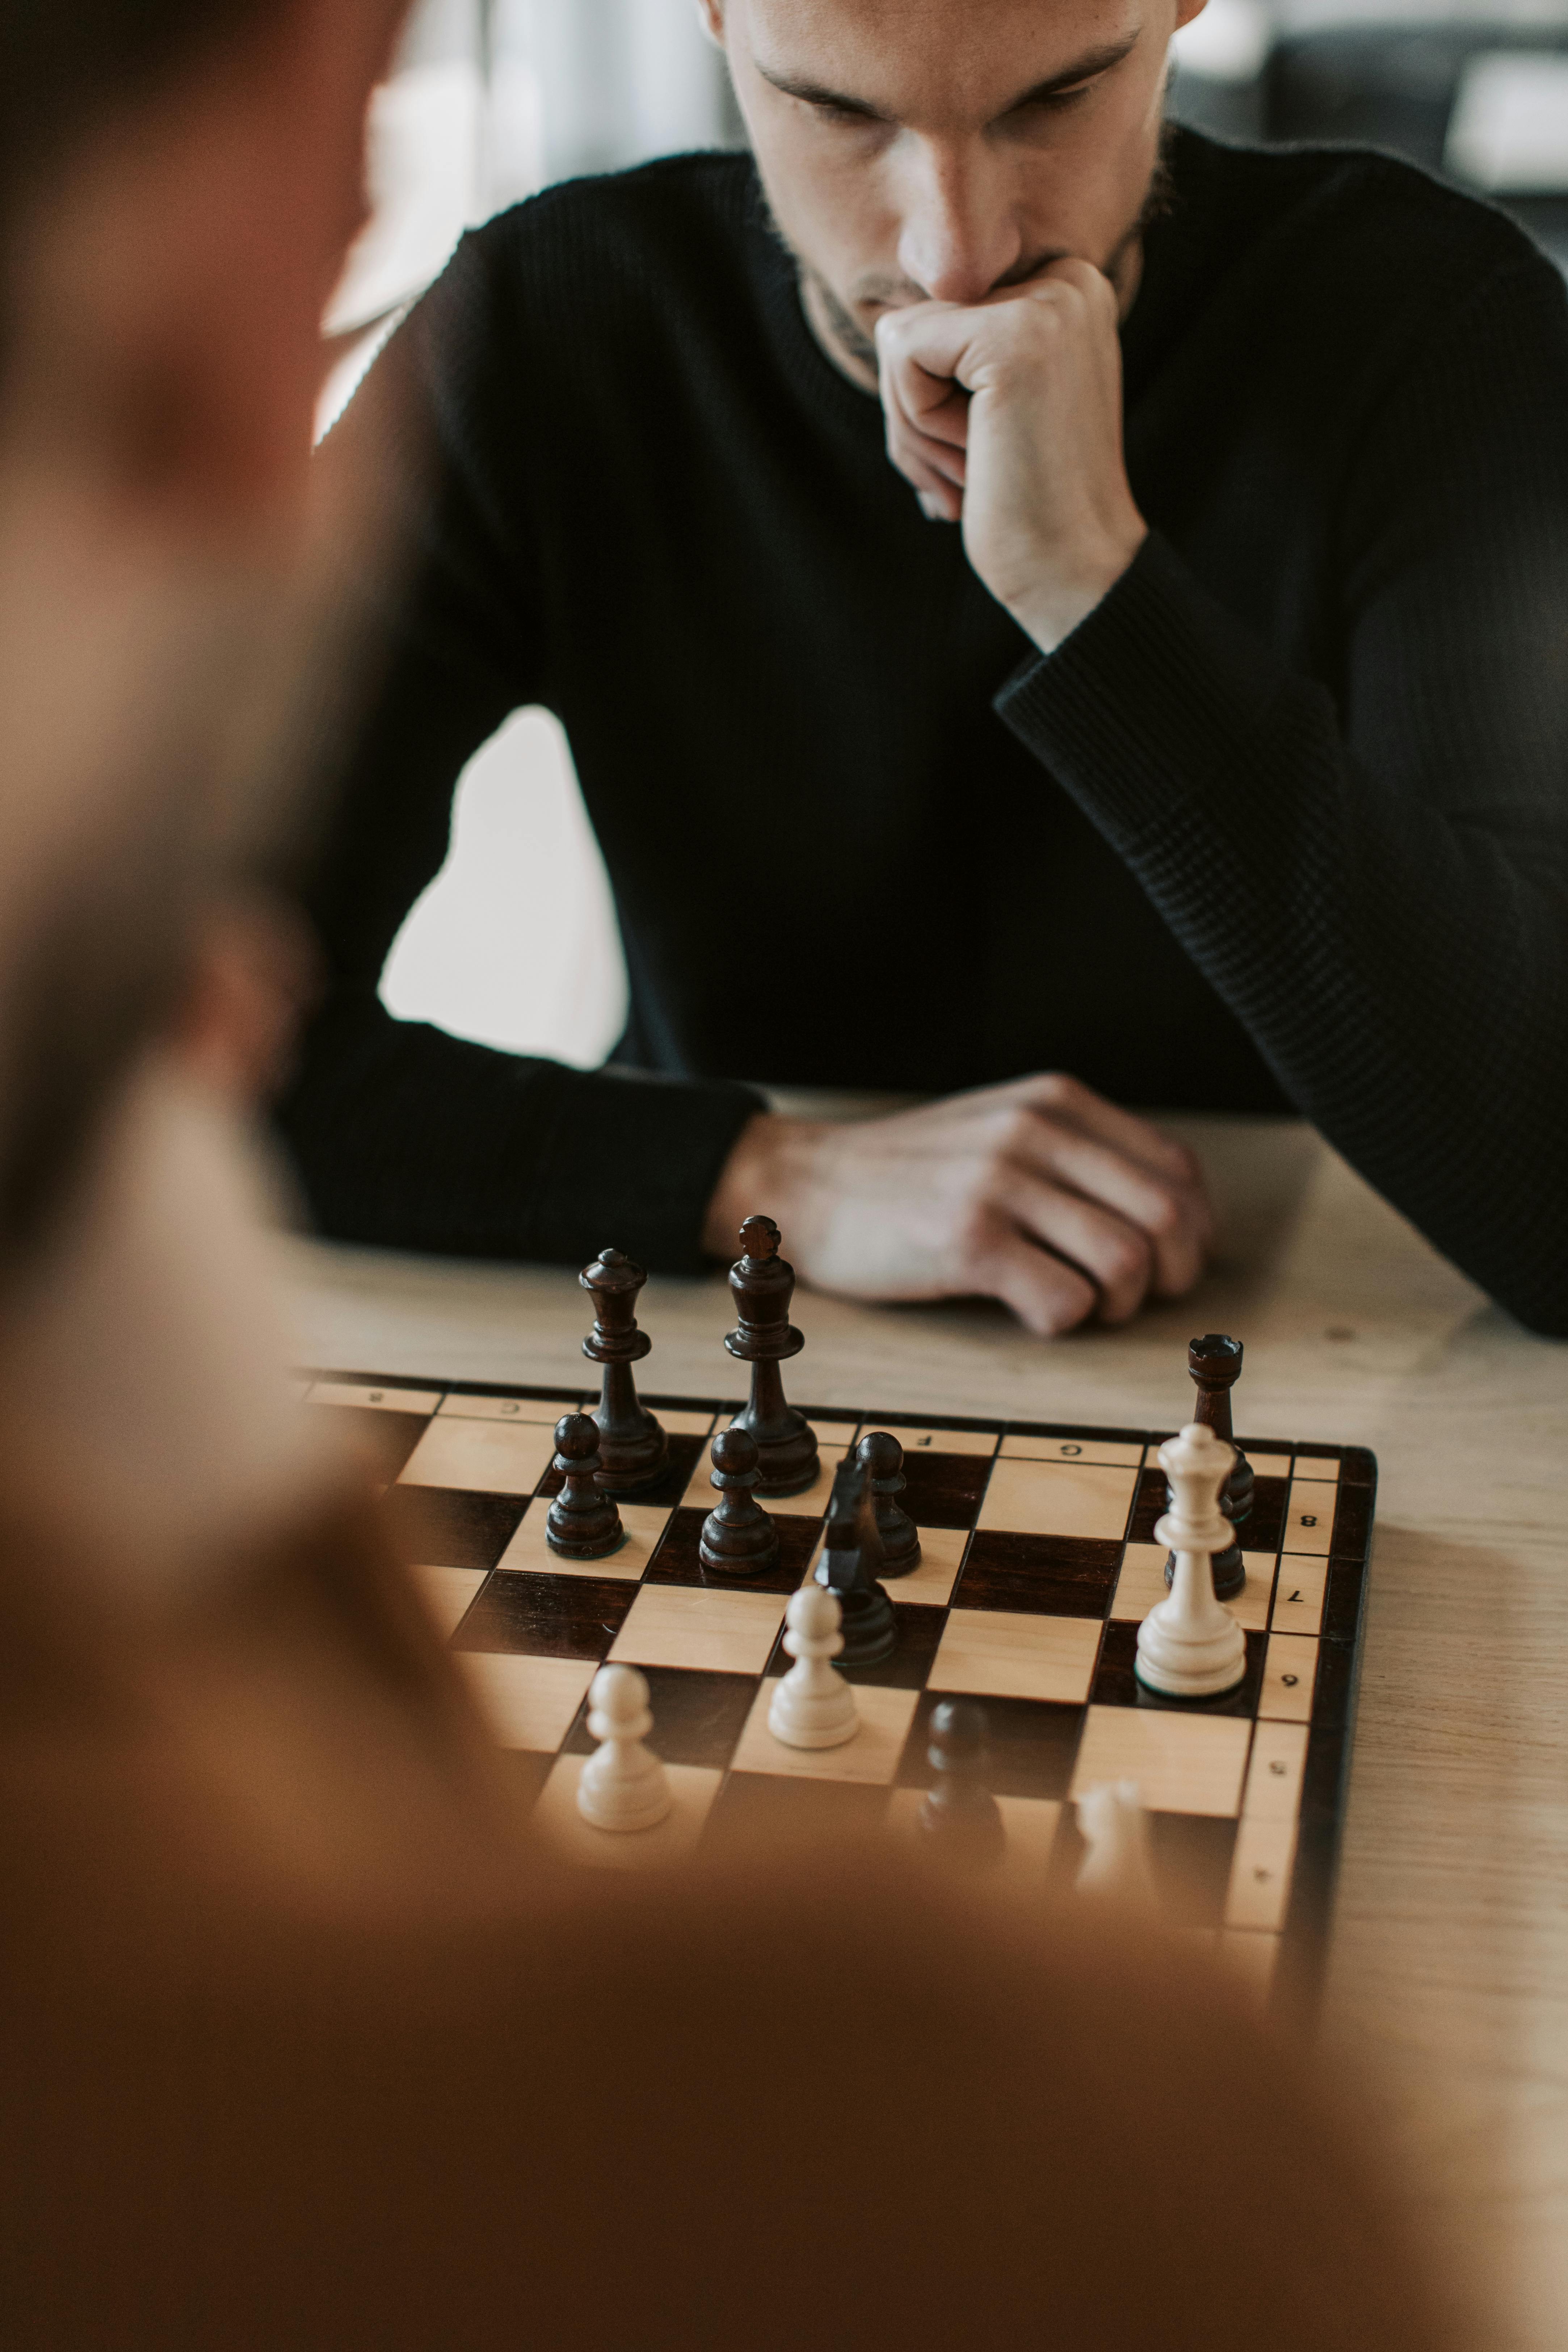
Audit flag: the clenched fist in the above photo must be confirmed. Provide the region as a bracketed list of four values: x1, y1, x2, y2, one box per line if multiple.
[875, 259, 1147, 653]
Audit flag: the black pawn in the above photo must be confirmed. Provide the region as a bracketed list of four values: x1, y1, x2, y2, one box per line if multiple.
[814, 1456, 896, 1667]
[545, 1413, 624, 1561]
[724, 1214, 819, 1498]
[918, 1701, 1005, 1870]
[699, 1427, 780, 1578]
[580, 1246, 669, 1495]
[1163, 1332, 1253, 1602]
[856, 1431, 921, 1574]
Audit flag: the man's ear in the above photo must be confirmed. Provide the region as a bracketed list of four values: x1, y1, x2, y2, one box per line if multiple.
[693, 0, 726, 49]
[1172, 0, 1210, 30]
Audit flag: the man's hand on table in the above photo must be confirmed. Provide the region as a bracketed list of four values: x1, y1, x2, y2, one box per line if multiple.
[875, 258, 1147, 653]
[703, 1077, 1213, 1337]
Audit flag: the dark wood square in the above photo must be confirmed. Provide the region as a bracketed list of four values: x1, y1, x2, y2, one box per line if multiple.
[1127, 1464, 1287, 1554]
[561, 1665, 759, 1769]
[454, 1572, 636, 1662]
[895, 1691, 1086, 1801]
[379, 1485, 527, 1572]
[644, 1506, 819, 1596]
[895, 1450, 994, 1530]
[320, 1405, 430, 1481]
[1048, 1810, 1238, 1927]
[1089, 1621, 1267, 1716]
[957, 1531, 1121, 1618]
[762, 1599, 947, 1692]
[700, 1771, 892, 1858]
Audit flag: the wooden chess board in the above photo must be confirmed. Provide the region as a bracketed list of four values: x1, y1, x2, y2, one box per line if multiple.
[306, 1370, 1374, 2020]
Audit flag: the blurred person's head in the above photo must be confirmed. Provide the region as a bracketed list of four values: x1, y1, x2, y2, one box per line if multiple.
[698, 0, 1204, 382]
[0, 0, 409, 1579]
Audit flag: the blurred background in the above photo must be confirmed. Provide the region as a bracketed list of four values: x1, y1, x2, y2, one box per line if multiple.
[328, 0, 1568, 1078]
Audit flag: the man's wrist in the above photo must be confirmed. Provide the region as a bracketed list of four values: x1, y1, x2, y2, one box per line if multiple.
[1002, 524, 1148, 657]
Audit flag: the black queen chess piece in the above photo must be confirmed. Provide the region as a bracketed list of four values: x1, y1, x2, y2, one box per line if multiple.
[698, 1426, 781, 1578]
[723, 1214, 819, 1498]
[856, 1430, 921, 1574]
[813, 1454, 896, 1667]
[545, 1412, 625, 1561]
[580, 1246, 669, 1496]
[1163, 1332, 1254, 1601]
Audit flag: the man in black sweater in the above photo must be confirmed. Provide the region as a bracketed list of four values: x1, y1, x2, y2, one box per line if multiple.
[291, 0, 1568, 1336]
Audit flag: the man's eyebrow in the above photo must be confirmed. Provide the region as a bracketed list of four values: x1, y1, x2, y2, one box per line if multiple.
[756, 36, 1139, 120]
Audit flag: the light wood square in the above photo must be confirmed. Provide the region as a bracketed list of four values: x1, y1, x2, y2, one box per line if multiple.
[1243, 1719, 1310, 1820]
[1110, 1544, 1275, 1631]
[310, 1381, 441, 1416]
[1270, 1558, 1327, 1637]
[609, 1583, 785, 1676]
[1290, 1456, 1341, 1485]
[496, 1500, 670, 1582]
[396, 1416, 556, 1496]
[796, 1522, 967, 1608]
[999, 1434, 1143, 1468]
[978, 1458, 1137, 1539]
[436, 1391, 580, 1424]
[414, 1563, 486, 1637]
[456, 1652, 596, 1751]
[648, 1407, 718, 1438]
[886, 1786, 1064, 1881]
[1069, 1705, 1250, 1816]
[531, 1754, 721, 1866]
[1244, 1450, 1292, 1480]
[880, 1424, 998, 1458]
[1259, 1635, 1318, 1721]
[929, 1609, 1101, 1704]
[1282, 1484, 1334, 1555]
[731, 1681, 918, 1784]
[1225, 1816, 1298, 1933]
[1218, 1929, 1280, 2008]
[684, 1441, 849, 1517]
[806, 1417, 861, 1445]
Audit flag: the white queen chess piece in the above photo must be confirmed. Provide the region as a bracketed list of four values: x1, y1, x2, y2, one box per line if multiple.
[768, 1582, 859, 1750]
[1135, 1423, 1248, 1699]
[1075, 1779, 1159, 1912]
[576, 1663, 673, 1832]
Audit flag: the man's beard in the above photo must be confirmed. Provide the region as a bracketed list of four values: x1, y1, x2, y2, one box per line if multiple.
[786, 123, 1178, 386]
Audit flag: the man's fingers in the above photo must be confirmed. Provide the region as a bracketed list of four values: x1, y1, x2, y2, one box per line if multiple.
[978, 1231, 1099, 1338]
[1012, 1126, 1207, 1298]
[997, 1171, 1156, 1324]
[1006, 1076, 1215, 1237]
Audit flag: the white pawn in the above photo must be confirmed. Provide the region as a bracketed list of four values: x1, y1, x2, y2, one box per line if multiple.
[768, 1583, 858, 1750]
[577, 1664, 672, 1832]
[1136, 1422, 1248, 1698]
[1075, 1779, 1159, 1912]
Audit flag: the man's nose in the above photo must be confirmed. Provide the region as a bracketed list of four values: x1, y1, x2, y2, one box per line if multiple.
[894, 141, 1023, 305]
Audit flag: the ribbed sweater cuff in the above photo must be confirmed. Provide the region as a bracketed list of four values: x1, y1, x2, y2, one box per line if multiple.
[993, 531, 1291, 847]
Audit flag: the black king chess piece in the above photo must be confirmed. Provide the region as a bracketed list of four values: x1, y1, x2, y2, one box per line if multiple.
[699, 1427, 781, 1578]
[814, 1454, 896, 1667]
[1163, 1332, 1254, 1601]
[856, 1431, 921, 1574]
[917, 1700, 1006, 1870]
[724, 1214, 819, 1497]
[545, 1412, 625, 1561]
[580, 1246, 669, 1496]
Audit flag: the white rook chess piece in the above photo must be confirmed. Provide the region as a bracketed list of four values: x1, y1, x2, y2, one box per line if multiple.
[768, 1583, 858, 1750]
[1135, 1423, 1248, 1699]
[1075, 1779, 1159, 1912]
[577, 1664, 672, 1832]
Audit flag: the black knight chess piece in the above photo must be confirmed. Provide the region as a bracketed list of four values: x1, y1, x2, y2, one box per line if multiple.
[698, 1426, 781, 1578]
[545, 1412, 625, 1561]
[580, 1246, 669, 1495]
[1164, 1332, 1253, 1601]
[814, 1454, 896, 1667]
[917, 1700, 1006, 1871]
[724, 1214, 819, 1497]
[856, 1430, 921, 1574]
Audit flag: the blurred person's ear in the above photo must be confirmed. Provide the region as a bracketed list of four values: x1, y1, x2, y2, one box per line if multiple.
[2, 0, 410, 521]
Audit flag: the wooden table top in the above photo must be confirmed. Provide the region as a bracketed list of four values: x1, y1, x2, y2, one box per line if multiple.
[287, 1111, 1568, 2349]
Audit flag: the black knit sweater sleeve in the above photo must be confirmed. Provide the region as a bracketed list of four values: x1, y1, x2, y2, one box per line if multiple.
[280, 224, 762, 1275]
[997, 250, 1568, 1335]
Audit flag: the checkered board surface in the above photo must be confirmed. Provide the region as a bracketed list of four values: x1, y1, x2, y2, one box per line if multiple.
[306, 1371, 1375, 2018]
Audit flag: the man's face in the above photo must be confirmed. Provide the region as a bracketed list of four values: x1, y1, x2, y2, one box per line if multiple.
[702, 0, 1200, 375]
